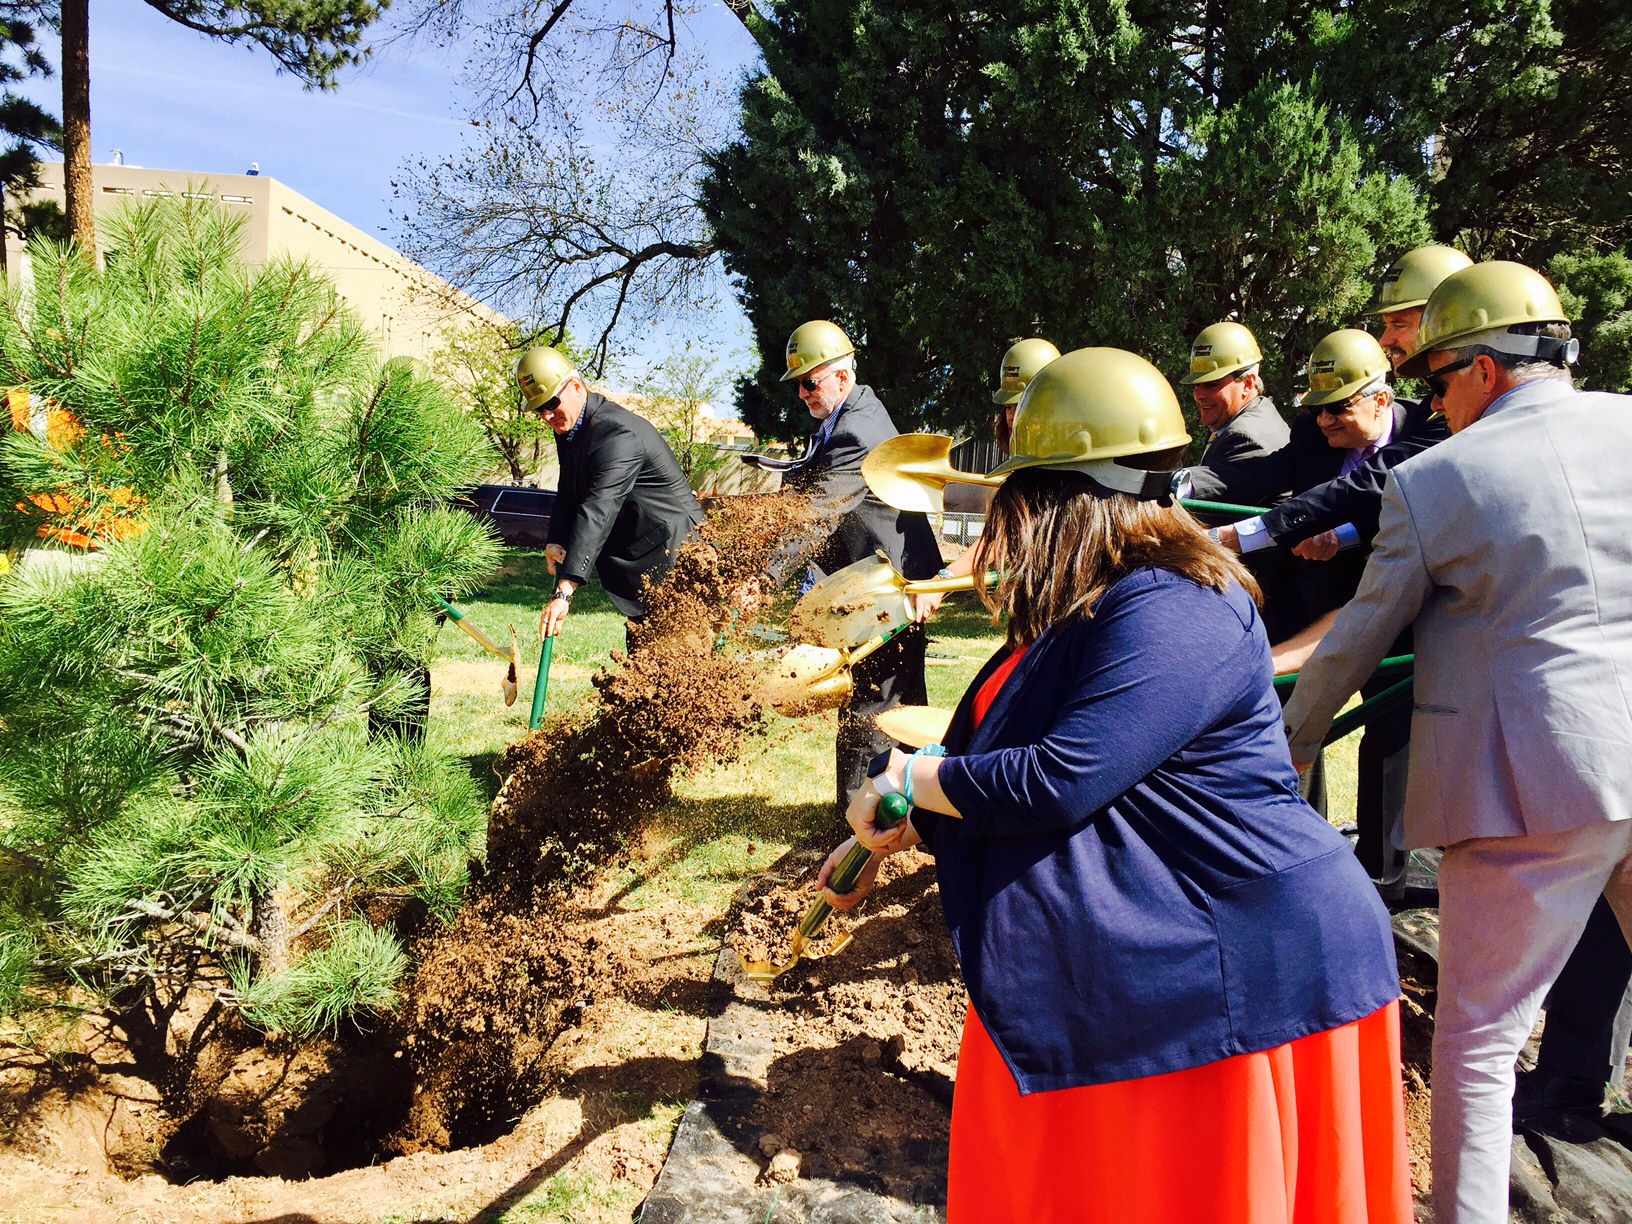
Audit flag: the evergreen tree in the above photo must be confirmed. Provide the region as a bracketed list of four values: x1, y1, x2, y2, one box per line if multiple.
[0, 10, 58, 275]
[0, 198, 501, 1036]
[699, 0, 1431, 441]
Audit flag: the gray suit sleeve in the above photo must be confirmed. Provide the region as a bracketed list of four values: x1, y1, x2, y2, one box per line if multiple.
[1282, 477, 1435, 764]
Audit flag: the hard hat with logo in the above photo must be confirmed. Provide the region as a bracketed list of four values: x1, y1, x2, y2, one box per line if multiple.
[515, 346, 577, 409]
[1179, 321, 1262, 385]
[991, 348, 1191, 498]
[1398, 262, 1574, 378]
[992, 338, 1062, 405]
[781, 320, 856, 382]
[1301, 329, 1393, 408]
[1368, 245, 1474, 315]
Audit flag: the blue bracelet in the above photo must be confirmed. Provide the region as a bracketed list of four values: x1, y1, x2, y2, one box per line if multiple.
[902, 742, 946, 809]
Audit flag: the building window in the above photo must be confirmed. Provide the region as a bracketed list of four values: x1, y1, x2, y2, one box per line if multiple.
[100, 186, 135, 195]
[221, 194, 254, 204]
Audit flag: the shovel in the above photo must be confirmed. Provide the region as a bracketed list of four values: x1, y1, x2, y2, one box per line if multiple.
[789, 552, 983, 651]
[863, 432, 1274, 520]
[738, 792, 911, 983]
[874, 704, 953, 749]
[529, 576, 559, 730]
[862, 433, 1003, 515]
[752, 631, 912, 715]
[435, 595, 520, 706]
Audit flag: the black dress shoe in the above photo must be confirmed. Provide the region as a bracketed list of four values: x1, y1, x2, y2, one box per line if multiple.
[1513, 1065, 1605, 1128]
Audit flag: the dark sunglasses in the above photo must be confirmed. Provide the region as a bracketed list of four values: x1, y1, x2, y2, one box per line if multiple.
[1309, 394, 1362, 419]
[536, 394, 561, 415]
[1424, 354, 1477, 401]
[798, 369, 836, 392]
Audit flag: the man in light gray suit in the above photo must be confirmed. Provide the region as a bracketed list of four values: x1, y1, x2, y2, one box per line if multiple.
[1282, 261, 1632, 1224]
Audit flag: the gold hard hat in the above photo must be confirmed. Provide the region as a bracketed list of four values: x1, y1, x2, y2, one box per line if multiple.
[1398, 262, 1570, 378]
[1301, 329, 1393, 408]
[781, 320, 856, 382]
[1368, 245, 1474, 315]
[992, 338, 1062, 405]
[515, 346, 577, 409]
[1179, 321, 1263, 385]
[991, 348, 1191, 478]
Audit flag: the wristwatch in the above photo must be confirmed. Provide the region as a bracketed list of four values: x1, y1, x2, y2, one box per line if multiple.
[866, 749, 900, 797]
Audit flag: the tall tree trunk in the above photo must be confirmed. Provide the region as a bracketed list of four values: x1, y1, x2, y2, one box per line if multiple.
[0, 180, 8, 278]
[61, 0, 95, 259]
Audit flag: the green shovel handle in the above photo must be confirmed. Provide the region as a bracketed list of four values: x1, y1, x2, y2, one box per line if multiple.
[529, 576, 559, 730]
[798, 793, 910, 940]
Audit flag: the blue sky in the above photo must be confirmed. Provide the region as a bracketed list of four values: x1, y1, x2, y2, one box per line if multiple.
[15, 0, 762, 385]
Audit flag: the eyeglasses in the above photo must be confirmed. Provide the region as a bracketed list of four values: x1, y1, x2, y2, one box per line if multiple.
[1311, 392, 1364, 419]
[798, 368, 837, 393]
[1424, 354, 1478, 402]
[536, 395, 562, 415]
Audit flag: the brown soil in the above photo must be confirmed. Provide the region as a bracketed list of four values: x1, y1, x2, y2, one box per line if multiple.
[729, 840, 966, 1200]
[0, 492, 837, 1219]
[394, 494, 830, 1151]
[0, 861, 714, 1221]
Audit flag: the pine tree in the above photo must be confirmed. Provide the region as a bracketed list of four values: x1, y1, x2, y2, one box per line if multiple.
[699, 0, 1431, 441]
[0, 197, 502, 1037]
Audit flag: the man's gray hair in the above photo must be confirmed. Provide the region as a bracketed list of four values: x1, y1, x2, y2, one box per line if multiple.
[1446, 322, 1575, 386]
[1359, 374, 1392, 400]
[830, 354, 856, 375]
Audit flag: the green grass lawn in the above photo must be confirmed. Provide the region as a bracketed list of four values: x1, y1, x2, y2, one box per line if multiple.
[428, 548, 1361, 835]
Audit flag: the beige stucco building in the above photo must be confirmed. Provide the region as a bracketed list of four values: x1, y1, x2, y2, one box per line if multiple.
[6, 161, 509, 362]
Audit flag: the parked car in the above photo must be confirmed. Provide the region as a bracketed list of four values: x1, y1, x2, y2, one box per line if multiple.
[452, 485, 557, 549]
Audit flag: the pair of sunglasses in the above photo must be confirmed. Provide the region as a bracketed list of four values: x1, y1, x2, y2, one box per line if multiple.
[1424, 354, 1477, 401]
[536, 394, 561, 415]
[798, 369, 836, 392]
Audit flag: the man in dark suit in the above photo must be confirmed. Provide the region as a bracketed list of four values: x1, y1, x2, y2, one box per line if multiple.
[1194, 330, 1410, 878]
[515, 346, 703, 638]
[1179, 320, 1291, 494]
[750, 320, 942, 815]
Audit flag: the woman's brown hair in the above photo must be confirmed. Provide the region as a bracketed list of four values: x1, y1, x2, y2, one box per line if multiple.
[974, 468, 1261, 646]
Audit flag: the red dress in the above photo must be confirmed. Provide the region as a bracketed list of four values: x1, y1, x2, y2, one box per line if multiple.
[945, 649, 1412, 1223]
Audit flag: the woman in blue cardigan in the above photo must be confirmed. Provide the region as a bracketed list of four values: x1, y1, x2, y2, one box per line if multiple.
[819, 348, 1410, 1223]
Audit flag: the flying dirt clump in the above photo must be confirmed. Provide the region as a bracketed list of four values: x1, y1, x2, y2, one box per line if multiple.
[394, 493, 835, 1150]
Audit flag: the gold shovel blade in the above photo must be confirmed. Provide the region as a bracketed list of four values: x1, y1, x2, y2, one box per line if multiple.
[789, 553, 983, 651]
[753, 643, 854, 714]
[788, 552, 915, 650]
[861, 433, 1006, 515]
[875, 704, 954, 749]
[736, 929, 857, 984]
[503, 627, 520, 706]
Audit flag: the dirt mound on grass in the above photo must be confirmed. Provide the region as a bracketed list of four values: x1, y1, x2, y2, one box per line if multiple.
[729, 841, 966, 1200]
[395, 494, 835, 1150]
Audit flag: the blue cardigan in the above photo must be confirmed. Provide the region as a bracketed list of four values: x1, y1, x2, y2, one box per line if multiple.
[922, 568, 1399, 1094]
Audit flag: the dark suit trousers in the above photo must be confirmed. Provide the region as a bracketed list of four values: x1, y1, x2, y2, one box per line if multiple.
[836, 626, 928, 817]
[1537, 895, 1632, 1085]
[1355, 687, 1412, 881]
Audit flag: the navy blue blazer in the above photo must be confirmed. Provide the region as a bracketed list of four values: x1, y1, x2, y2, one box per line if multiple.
[920, 568, 1399, 1093]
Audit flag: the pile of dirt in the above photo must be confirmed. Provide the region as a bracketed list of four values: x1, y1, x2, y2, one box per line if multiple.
[728, 841, 966, 1201]
[395, 493, 835, 1150]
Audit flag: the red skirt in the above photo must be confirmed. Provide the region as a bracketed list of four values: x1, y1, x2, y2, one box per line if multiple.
[947, 1000, 1412, 1224]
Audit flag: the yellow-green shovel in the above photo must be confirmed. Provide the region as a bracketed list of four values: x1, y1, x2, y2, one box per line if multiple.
[738, 792, 911, 984]
[435, 595, 520, 706]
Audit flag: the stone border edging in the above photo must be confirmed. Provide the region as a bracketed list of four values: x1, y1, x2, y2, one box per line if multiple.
[639, 944, 943, 1223]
